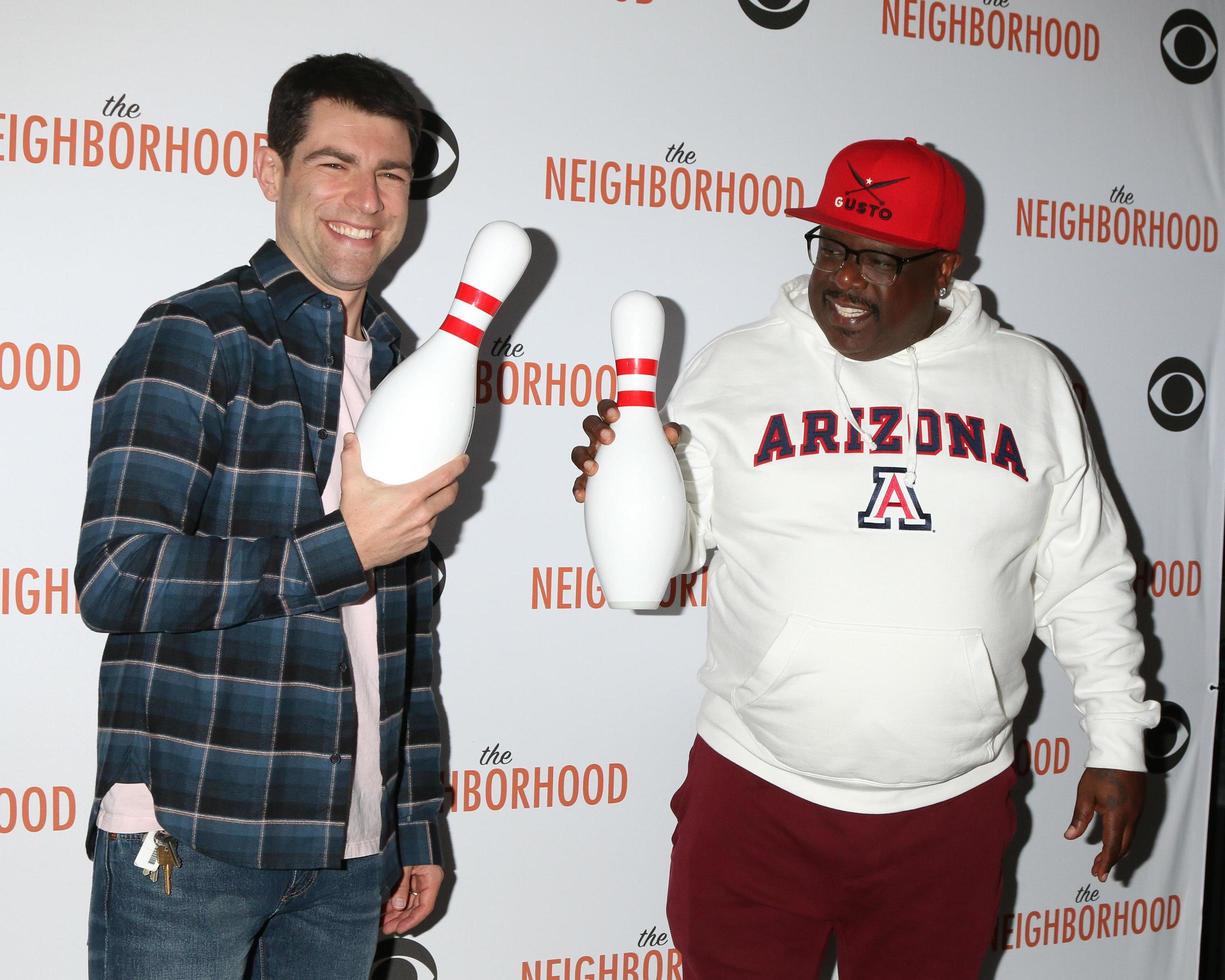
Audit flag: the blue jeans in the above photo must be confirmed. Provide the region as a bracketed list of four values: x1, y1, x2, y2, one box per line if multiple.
[88, 830, 384, 980]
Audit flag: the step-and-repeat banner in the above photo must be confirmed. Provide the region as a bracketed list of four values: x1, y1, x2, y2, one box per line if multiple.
[2, 1, 1221, 977]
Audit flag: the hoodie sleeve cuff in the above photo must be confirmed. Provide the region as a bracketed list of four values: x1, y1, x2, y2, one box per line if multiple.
[1083, 705, 1161, 772]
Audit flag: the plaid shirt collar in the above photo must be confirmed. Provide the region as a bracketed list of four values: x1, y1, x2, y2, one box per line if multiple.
[249, 240, 401, 495]
[249, 239, 401, 350]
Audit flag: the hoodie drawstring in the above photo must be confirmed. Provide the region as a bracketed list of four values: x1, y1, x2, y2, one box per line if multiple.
[904, 346, 920, 486]
[833, 353, 871, 443]
[831, 348, 922, 486]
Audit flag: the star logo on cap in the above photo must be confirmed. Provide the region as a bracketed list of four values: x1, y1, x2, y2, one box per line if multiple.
[846, 162, 909, 205]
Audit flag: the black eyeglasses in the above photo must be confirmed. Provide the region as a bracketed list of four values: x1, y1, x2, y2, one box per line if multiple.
[804, 228, 941, 286]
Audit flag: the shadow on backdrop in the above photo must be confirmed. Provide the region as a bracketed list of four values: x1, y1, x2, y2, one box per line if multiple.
[426, 225, 556, 914]
[932, 153, 1170, 977]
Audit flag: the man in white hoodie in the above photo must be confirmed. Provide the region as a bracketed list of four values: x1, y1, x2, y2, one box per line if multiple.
[571, 138, 1159, 979]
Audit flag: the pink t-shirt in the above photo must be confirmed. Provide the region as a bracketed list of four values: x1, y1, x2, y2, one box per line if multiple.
[98, 336, 385, 859]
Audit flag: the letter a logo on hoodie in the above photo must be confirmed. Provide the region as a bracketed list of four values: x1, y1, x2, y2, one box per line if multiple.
[858, 466, 932, 531]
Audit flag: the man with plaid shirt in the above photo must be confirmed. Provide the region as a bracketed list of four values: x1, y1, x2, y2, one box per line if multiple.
[75, 54, 464, 979]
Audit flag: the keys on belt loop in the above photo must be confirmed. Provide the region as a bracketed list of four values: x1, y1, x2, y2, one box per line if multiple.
[154, 832, 182, 896]
[134, 830, 182, 896]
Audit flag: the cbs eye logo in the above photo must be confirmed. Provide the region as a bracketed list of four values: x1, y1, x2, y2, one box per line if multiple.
[411, 110, 459, 200]
[371, 937, 438, 980]
[739, 0, 810, 30]
[1161, 10, 1218, 83]
[1145, 701, 1191, 774]
[1148, 356, 1206, 431]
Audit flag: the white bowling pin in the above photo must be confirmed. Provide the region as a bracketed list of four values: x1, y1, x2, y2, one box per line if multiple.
[584, 291, 688, 609]
[356, 221, 531, 484]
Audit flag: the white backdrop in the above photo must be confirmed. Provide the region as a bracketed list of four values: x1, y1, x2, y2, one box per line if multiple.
[1, 1, 1221, 977]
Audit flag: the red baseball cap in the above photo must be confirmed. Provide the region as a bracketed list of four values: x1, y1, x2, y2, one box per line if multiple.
[785, 137, 965, 251]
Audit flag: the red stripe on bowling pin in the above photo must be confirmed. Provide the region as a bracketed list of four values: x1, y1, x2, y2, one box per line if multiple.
[439, 315, 484, 347]
[615, 358, 658, 376]
[616, 357, 657, 407]
[618, 390, 656, 408]
[455, 282, 502, 315]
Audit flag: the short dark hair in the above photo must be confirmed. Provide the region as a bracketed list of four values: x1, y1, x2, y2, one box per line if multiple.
[267, 53, 422, 165]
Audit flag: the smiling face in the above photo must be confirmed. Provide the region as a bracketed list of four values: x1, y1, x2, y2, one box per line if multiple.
[256, 98, 413, 305]
[807, 225, 961, 361]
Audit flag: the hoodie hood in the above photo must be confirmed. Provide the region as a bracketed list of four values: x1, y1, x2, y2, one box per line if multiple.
[773, 276, 999, 483]
[773, 275, 998, 359]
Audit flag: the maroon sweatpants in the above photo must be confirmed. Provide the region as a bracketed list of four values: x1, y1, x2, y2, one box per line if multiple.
[666, 738, 1016, 980]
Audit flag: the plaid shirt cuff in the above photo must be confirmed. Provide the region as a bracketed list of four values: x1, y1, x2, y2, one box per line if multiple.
[397, 816, 445, 869]
[291, 511, 371, 611]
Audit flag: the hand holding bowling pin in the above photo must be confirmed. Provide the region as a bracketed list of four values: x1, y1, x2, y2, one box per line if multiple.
[570, 400, 680, 502]
[340, 436, 468, 570]
[580, 291, 689, 609]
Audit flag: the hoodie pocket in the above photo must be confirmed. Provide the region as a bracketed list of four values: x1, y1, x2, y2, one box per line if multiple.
[732, 616, 1007, 786]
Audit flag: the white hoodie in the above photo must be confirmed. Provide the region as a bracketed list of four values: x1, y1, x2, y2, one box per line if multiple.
[665, 275, 1160, 813]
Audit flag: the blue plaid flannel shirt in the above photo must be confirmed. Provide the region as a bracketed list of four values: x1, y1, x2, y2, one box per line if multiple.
[75, 241, 444, 872]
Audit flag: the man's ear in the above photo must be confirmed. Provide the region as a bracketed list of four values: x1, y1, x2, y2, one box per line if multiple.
[255, 145, 285, 203]
[937, 251, 962, 291]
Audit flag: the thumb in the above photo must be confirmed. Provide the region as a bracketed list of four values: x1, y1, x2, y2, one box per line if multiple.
[1065, 794, 1095, 840]
[341, 433, 362, 476]
[388, 873, 411, 911]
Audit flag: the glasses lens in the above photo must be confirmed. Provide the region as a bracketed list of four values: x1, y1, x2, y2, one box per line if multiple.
[857, 251, 901, 285]
[811, 237, 846, 271]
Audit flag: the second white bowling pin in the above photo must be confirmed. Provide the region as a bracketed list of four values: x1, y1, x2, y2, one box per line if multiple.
[356, 221, 531, 484]
[584, 291, 688, 609]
